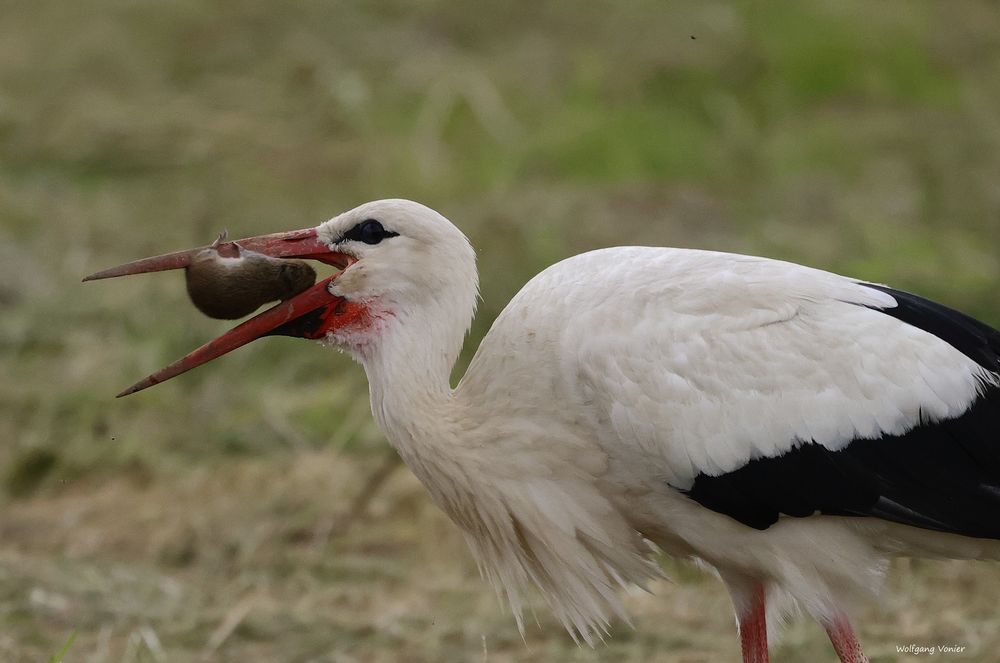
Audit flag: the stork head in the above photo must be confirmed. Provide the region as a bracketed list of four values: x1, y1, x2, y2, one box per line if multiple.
[315, 200, 479, 367]
[84, 199, 478, 396]
[317, 199, 477, 314]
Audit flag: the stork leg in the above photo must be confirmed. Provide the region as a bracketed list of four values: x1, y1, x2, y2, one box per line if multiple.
[824, 615, 868, 663]
[736, 583, 769, 663]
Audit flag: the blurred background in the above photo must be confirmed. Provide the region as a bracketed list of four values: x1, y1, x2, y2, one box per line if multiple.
[3, 1, 1000, 661]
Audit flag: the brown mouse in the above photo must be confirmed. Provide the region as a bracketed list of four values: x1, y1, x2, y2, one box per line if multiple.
[185, 231, 317, 319]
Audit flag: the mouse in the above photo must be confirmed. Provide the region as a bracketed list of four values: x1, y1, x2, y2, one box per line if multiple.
[185, 231, 317, 320]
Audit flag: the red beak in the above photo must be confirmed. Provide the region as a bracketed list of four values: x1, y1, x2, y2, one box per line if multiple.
[84, 228, 364, 397]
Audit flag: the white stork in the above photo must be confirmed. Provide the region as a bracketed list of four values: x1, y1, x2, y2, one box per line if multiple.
[85, 199, 1000, 663]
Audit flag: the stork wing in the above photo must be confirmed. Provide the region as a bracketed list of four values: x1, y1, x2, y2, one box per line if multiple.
[466, 247, 1000, 540]
[681, 283, 1000, 539]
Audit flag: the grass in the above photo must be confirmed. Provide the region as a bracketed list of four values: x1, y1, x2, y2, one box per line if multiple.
[47, 630, 76, 663]
[3, 0, 1000, 660]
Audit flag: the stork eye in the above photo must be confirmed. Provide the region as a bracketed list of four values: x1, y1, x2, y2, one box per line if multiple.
[342, 219, 399, 245]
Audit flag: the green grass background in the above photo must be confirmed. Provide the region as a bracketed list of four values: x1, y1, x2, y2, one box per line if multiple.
[3, 1, 1000, 661]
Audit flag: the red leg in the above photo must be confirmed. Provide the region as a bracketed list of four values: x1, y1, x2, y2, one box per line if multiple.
[737, 584, 769, 663]
[824, 615, 869, 663]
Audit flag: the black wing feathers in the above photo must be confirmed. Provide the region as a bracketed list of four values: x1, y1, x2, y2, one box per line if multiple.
[680, 284, 1000, 540]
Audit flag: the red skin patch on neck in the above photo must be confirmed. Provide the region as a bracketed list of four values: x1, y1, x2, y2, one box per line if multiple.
[304, 298, 372, 340]
[316, 298, 395, 358]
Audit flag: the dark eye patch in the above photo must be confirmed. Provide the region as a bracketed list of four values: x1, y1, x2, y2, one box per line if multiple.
[339, 219, 399, 245]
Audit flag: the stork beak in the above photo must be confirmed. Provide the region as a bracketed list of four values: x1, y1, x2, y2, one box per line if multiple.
[83, 228, 364, 397]
[82, 227, 347, 279]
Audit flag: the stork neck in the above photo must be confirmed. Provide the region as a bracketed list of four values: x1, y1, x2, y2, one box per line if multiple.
[360, 303, 468, 447]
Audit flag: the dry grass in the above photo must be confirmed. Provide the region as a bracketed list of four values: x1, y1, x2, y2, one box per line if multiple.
[3, 453, 1000, 661]
[4, 0, 1000, 660]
